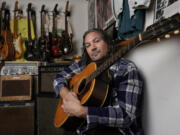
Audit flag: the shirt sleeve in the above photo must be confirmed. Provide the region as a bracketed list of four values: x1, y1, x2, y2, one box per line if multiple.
[86, 61, 143, 129]
[53, 61, 83, 97]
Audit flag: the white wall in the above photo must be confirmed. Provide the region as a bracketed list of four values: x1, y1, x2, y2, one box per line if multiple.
[126, 5, 180, 135]
[4, 0, 88, 56]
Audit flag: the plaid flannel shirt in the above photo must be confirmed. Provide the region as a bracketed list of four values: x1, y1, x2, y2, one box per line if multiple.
[53, 58, 144, 135]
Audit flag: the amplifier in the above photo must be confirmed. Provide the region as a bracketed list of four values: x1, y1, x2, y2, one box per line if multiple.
[0, 75, 32, 101]
[0, 101, 35, 135]
[39, 61, 72, 95]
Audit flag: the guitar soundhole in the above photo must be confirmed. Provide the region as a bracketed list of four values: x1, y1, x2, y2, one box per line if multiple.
[78, 79, 86, 95]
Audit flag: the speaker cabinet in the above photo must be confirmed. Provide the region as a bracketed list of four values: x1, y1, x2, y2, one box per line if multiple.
[0, 75, 32, 101]
[37, 97, 77, 135]
[39, 62, 72, 95]
[0, 102, 35, 135]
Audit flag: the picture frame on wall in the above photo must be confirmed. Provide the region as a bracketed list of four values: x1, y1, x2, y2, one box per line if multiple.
[154, 0, 179, 23]
[95, 0, 114, 30]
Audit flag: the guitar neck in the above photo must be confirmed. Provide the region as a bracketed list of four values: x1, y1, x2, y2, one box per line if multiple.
[52, 14, 57, 37]
[40, 12, 45, 38]
[1, 2, 6, 31]
[14, 9, 17, 37]
[52, 4, 58, 37]
[28, 13, 32, 40]
[5, 9, 10, 31]
[65, 14, 68, 33]
[65, 0, 69, 33]
[31, 10, 37, 39]
[27, 5, 32, 40]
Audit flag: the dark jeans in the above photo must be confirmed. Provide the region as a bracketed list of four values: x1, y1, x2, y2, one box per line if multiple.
[83, 126, 121, 135]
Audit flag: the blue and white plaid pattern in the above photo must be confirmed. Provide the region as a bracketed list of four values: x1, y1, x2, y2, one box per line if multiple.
[53, 58, 143, 135]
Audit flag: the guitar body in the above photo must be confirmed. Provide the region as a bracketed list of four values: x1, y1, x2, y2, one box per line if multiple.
[39, 36, 50, 61]
[0, 30, 15, 60]
[5, 30, 15, 60]
[13, 35, 23, 59]
[0, 31, 8, 60]
[50, 37, 62, 57]
[0, 35, 4, 49]
[62, 31, 73, 55]
[24, 39, 34, 60]
[54, 62, 109, 131]
[32, 39, 41, 60]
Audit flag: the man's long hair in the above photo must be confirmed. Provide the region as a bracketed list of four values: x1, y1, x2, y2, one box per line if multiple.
[81, 28, 114, 66]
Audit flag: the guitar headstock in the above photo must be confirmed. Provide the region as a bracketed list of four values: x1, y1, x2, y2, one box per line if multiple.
[14, 0, 18, 11]
[27, 3, 32, 12]
[53, 4, 59, 15]
[1, 1, 6, 10]
[65, 0, 70, 17]
[41, 5, 47, 14]
[143, 13, 180, 42]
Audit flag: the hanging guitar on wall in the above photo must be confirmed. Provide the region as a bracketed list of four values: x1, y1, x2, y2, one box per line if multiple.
[13, 0, 23, 59]
[31, 8, 41, 60]
[24, 3, 35, 61]
[1, 3, 15, 60]
[50, 4, 63, 58]
[39, 5, 50, 61]
[0, 2, 6, 60]
[61, 0, 73, 55]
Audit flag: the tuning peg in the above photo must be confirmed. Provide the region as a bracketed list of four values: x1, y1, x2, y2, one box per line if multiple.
[165, 34, 170, 39]
[174, 30, 179, 35]
[157, 37, 160, 42]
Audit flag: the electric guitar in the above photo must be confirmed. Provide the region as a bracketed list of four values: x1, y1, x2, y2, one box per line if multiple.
[24, 3, 35, 61]
[50, 4, 63, 57]
[62, 0, 73, 55]
[1, 4, 15, 60]
[13, 0, 23, 59]
[0, 2, 8, 60]
[31, 8, 41, 60]
[39, 5, 50, 61]
[54, 13, 180, 131]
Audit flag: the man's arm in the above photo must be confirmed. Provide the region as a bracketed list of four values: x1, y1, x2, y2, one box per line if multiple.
[53, 61, 87, 118]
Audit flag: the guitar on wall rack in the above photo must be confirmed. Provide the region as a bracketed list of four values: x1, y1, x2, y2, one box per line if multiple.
[62, 0, 73, 55]
[54, 13, 180, 131]
[0, 2, 6, 60]
[13, 0, 23, 59]
[50, 4, 63, 58]
[31, 8, 41, 60]
[24, 3, 35, 61]
[1, 4, 15, 60]
[39, 5, 50, 61]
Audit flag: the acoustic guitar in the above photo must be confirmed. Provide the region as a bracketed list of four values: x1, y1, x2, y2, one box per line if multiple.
[62, 0, 73, 55]
[54, 13, 180, 131]
[13, 0, 23, 59]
